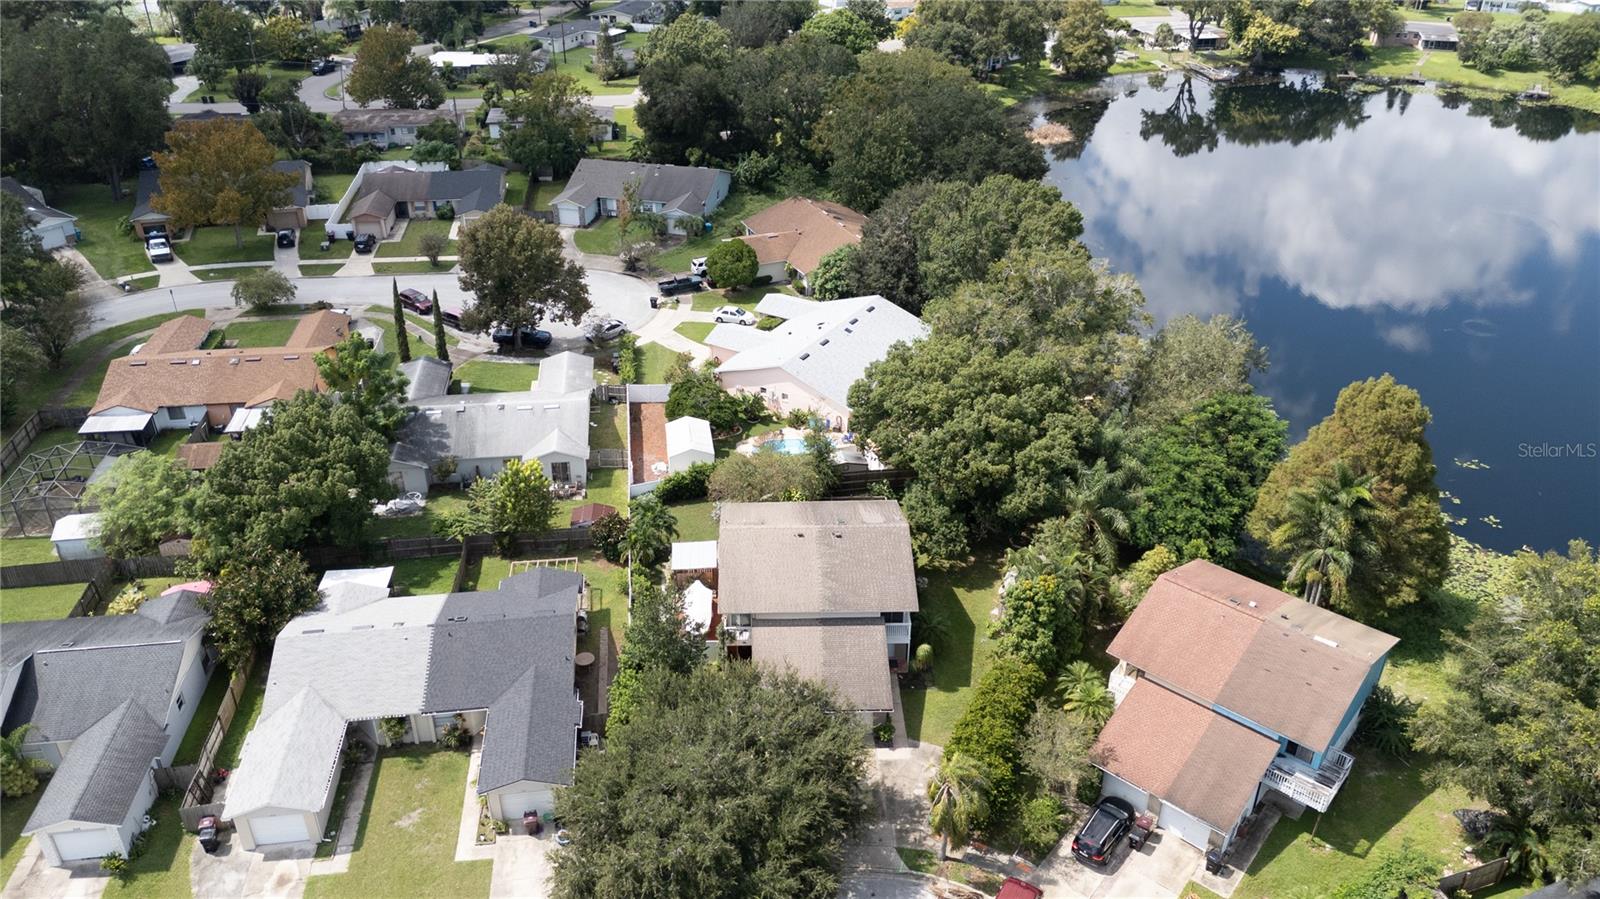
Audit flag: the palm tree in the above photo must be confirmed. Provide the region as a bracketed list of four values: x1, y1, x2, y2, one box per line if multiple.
[1055, 660, 1102, 706]
[927, 752, 990, 860]
[1272, 462, 1377, 608]
[1059, 459, 1137, 571]
[625, 494, 679, 569]
[1063, 680, 1115, 729]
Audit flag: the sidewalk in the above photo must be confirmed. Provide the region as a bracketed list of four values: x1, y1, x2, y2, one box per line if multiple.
[630, 300, 710, 364]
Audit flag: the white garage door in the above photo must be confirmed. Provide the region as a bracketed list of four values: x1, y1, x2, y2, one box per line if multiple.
[1159, 802, 1217, 850]
[50, 828, 122, 861]
[249, 813, 311, 845]
[1099, 772, 1149, 811]
[498, 788, 553, 820]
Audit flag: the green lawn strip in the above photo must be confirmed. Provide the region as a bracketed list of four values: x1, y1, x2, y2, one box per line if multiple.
[64, 337, 142, 406]
[193, 265, 272, 282]
[25, 426, 108, 461]
[666, 500, 718, 542]
[300, 263, 346, 276]
[390, 556, 462, 595]
[376, 219, 458, 258]
[589, 401, 624, 451]
[1101, 0, 1166, 16]
[1361, 49, 1600, 113]
[145, 432, 188, 459]
[213, 663, 267, 769]
[0, 583, 88, 623]
[572, 466, 627, 516]
[183, 66, 309, 101]
[102, 791, 193, 899]
[361, 307, 434, 361]
[504, 171, 530, 208]
[303, 746, 492, 899]
[593, 107, 637, 159]
[172, 664, 233, 766]
[53, 182, 154, 279]
[1, 536, 58, 565]
[901, 555, 1003, 747]
[372, 261, 453, 275]
[689, 284, 797, 312]
[896, 848, 1008, 892]
[298, 228, 355, 261]
[312, 172, 356, 204]
[575, 548, 627, 654]
[366, 491, 470, 540]
[222, 318, 299, 348]
[461, 554, 512, 591]
[0, 788, 42, 886]
[176, 227, 276, 265]
[637, 342, 685, 384]
[403, 311, 459, 348]
[125, 274, 161, 290]
[674, 322, 713, 344]
[454, 359, 540, 393]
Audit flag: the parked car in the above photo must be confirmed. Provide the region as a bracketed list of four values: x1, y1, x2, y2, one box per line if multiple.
[493, 325, 552, 349]
[440, 307, 463, 329]
[690, 257, 707, 276]
[311, 58, 337, 75]
[276, 229, 296, 248]
[655, 275, 702, 295]
[1071, 796, 1136, 867]
[996, 878, 1044, 899]
[398, 288, 433, 314]
[712, 305, 757, 326]
[585, 318, 627, 344]
[146, 237, 173, 263]
[353, 233, 378, 254]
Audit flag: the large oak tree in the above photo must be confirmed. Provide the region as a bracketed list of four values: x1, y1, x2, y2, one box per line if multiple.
[456, 205, 590, 342]
[153, 118, 297, 248]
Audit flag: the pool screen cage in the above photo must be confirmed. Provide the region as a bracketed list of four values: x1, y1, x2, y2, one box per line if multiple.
[0, 441, 136, 537]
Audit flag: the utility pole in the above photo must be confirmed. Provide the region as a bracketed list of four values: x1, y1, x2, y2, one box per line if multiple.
[338, 63, 347, 110]
[169, 289, 178, 313]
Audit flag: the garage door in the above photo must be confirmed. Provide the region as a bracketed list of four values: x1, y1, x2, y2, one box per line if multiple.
[1098, 772, 1149, 811]
[50, 828, 122, 861]
[1158, 802, 1217, 850]
[249, 813, 311, 845]
[497, 788, 553, 820]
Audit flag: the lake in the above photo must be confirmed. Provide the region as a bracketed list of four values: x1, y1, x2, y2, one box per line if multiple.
[1030, 73, 1600, 555]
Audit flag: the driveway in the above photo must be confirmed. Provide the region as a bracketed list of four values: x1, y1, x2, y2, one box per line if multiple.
[488, 834, 553, 899]
[1031, 828, 1202, 899]
[189, 839, 316, 899]
[1, 846, 108, 899]
[838, 873, 937, 899]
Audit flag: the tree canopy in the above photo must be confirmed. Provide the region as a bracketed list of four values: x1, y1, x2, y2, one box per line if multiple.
[347, 23, 444, 108]
[502, 73, 593, 180]
[1129, 314, 1267, 428]
[800, 8, 879, 54]
[84, 452, 195, 559]
[457, 205, 590, 334]
[197, 536, 320, 670]
[552, 664, 869, 899]
[153, 119, 297, 248]
[905, 0, 1052, 76]
[704, 237, 758, 289]
[314, 334, 409, 439]
[1050, 0, 1118, 81]
[635, 15, 738, 164]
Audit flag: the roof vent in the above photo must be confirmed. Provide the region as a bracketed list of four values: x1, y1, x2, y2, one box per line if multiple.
[229, 358, 240, 365]
[844, 328, 853, 334]
[1248, 601, 1258, 608]
[848, 318, 859, 325]
[1227, 596, 1240, 605]
[447, 616, 468, 622]
[169, 359, 187, 365]
[819, 339, 830, 346]
[130, 360, 148, 367]
[59, 640, 76, 647]
[1312, 635, 1340, 648]
[352, 624, 374, 630]
[866, 305, 876, 312]
[284, 354, 300, 361]
[497, 403, 505, 410]
[190, 359, 200, 365]
[799, 353, 810, 361]
[795, 532, 805, 538]
[301, 628, 325, 635]
[245, 356, 262, 362]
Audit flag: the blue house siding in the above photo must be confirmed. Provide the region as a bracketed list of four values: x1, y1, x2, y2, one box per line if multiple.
[1208, 703, 1289, 752]
[1312, 651, 1391, 767]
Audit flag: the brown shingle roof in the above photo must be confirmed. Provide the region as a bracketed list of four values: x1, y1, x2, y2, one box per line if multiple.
[1106, 561, 1399, 751]
[175, 442, 226, 471]
[739, 197, 866, 275]
[749, 617, 894, 712]
[139, 316, 213, 356]
[1092, 679, 1279, 832]
[717, 500, 918, 615]
[286, 310, 355, 348]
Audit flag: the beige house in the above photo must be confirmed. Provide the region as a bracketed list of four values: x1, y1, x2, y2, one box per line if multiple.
[735, 197, 866, 288]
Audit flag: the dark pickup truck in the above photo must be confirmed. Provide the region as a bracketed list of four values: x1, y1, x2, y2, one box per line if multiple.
[655, 275, 703, 296]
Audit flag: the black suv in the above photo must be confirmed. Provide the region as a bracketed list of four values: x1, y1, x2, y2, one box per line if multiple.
[1071, 797, 1135, 867]
[311, 58, 337, 75]
[353, 233, 378, 254]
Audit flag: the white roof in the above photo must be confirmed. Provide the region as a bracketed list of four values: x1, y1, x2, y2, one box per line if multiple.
[754, 293, 821, 320]
[683, 580, 714, 636]
[262, 594, 443, 721]
[537, 351, 595, 395]
[428, 50, 510, 67]
[50, 513, 100, 543]
[714, 295, 929, 410]
[670, 540, 718, 572]
[705, 323, 771, 354]
[224, 406, 269, 434]
[223, 687, 348, 816]
[77, 412, 152, 435]
[665, 416, 714, 458]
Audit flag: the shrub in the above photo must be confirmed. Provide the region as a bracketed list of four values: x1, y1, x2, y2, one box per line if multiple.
[590, 512, 628, 564]
[752, 275, 772, 287]
[1355, 685, 1417, 758]
[990, 574, 1076, 674]
[945, 656, 1047, 826]
[733, 151, 779, 189]
[1020, 795, 1066, 855]
[379, 716, 409, 744]
[656, 461, 714, 503]
[705, 239, 758, 291]
[436, 202, 456, 221]
[107, 580, 154, 616]
[873, 721, 894, 744]
[1329, 841, 1440, 899]
[100, 852, 130, 880]
[617, 333, 639, 383]
[419, 232, 449, 266]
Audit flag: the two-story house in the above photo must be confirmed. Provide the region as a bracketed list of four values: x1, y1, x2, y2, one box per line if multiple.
[716, 500, 918, 721]
[1091, 560, 1398, 854]
[2, 589, 215, 866]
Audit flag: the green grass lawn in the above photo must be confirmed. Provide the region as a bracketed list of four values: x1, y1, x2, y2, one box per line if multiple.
[901, 555, 1003, 747]
[173, 664, 234, 765]
[461, 554, 512, 592]
[65, 336, 145, 406]
[312, 172, 357, 204]
[574, 548, 627, 655]
[0, 583, 87, 623]
[102, 791, 194, 899]
[571, 187, 784, 272]
[194, 265, 272, 281]
[366, 491, 470, 541]
[213, 663, 267, 769]
[1358, 48, 1600, 113]
[638, 342, 686, 384]
[483, 31, 643, 95]
[53, 182, 155, 279]
[183, 66, 310, 101]
[222, 317, 299, 348]
[0, 787, 41, 886]
[390, 556, 461, 595]
[363, 307, 435, 362]
[125, 274, 161, 290]
[689, 284, 797, 312]
[373, 260, 453, 275]
[674, 321, 713, 343]
[590, 399, 624, 450]
[578, 466, 627, 516]
[1, 536, 57, 565]
[506, 174, 569, 212]
[454, 359, 540, 393]
[175, 226, 276, 265]
[571, 217, 621, 255]
[376, 219, 457, 258]
[299, 228, 355, 261]
[303, 746, 492, 899]
[667, 500, 718, 542]
[403, 310, 459, 348]
[301, 263, 346, 276]
[145, 431, 188, 459]
[594, 107, 636, 160]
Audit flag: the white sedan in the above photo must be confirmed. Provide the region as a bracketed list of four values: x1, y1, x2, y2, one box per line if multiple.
[712, 305, 757, 326]
[690, 257, 707, 276]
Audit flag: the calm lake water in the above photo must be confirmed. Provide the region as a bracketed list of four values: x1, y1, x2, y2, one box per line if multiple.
[1031, 74, 1600, 554]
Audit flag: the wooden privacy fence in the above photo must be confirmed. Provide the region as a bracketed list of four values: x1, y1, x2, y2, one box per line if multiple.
[0, 407, 90, 475]
[0, 554, 178, 589]
[302, 527, 594, 571]
[1435, 857, 1509, 897]
[179, 651, 254, 830]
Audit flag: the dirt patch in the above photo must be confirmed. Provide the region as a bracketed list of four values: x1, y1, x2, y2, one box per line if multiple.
[394, 808, 423, 829]
[628, 402, 669, 484]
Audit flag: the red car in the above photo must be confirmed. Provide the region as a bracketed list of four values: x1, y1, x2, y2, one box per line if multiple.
[997, 877, 1043, 899]
[398, 288, 432, 314]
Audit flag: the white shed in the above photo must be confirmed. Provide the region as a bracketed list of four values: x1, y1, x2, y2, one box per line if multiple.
[665, 416, 714, 474]
[50, 513, 103, 561]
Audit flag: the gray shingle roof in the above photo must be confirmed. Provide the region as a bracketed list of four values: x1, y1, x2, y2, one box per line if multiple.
[130, 168, 168, 222]
[271, 160, 312, 209]
[24, 700, 168, 831]
[400, 357, 452, 401]
[717, 500, 920, 615]
[391, 354, 592, 469]
[222, 687, 348, 817]
[332, 108, 458, 133]
[351, 165, 505, 215]
[551, 159, 728, 215]
[750, 618, 895, 712]
[0, 177, 76, 226]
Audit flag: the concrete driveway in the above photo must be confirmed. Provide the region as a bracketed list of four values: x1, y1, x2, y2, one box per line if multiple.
[488, 833, 553, 898]
[189, 839, 316, 899]
[1032, 828, 1202, 899]
[838, 873, 937, 899]
[1, 845, 108, 899]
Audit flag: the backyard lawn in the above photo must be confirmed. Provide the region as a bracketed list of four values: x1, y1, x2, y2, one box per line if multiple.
[454, 359, 540, 393]
[366, 491, 470, 541]
[303, 747, 492, 899]
[390, 556, 461, 595]
[0, 583, 86, 623]
[900, 555, 1003, 747]
[173, 663, 234, 765]
[222, 317, 299, 348]
[376, 219, 457, 258]
[175, 226, 276, 265]
[312, 172, 357, 204]
[52, 182, 154, 279]
[638, 342, 686, 384]
[1, 536, 58, 565]
[213, 663, 267, 769]
[461, 554, 512, 592]
[0, 788, 41, 886]
[667, 500, 718, 542]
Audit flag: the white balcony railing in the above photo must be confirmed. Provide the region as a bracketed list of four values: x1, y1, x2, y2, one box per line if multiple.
[885, 622, 912, 647]
[1108, 660, 1138, 707]
[1261, 749, 1354, 812]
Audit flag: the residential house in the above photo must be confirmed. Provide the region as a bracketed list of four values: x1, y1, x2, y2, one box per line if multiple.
[735, 197, 866, 288]
[706, 294, 928, 432]
[587, 0, 670, 30]
[399, 357, 452, 403]
[175, 110, 246, 125]
[222, 567, 585, 848]
[341, 163, 505, 240]
[528, 20, 625, 53]
[129, 169, 171, 239]
[716, 500, 918, 719]
[487, 106, 618, 142]
[818, 0, 916, 21]
[266, 160, 314, 232]
[331, 108, 460, 149]
[78, 310, 356, 444]
[550, 159, 730, 234]
[1092, 561, 1399, 853]
[427, 50, 536, 74]
[3, 589, 214, 865]
[1129, 14, 1228, 51]
[164, 42, 195, 73]
[388, 351, 593, 493]
[0, 177, 78, 250]
[1371, 20, 1459, 50]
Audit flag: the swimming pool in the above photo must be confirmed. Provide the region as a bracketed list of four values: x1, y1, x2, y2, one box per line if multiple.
[770, 438, 808, 455]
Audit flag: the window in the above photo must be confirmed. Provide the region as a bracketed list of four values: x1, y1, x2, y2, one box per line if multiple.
[1283, 740, 1315, 763]
[175, 693, 184, 711]
[551, 462, 571, 483]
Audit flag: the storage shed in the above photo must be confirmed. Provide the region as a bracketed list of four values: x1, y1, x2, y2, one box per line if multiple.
[665, 416, 713, 474]
[50, 513, 103, 560]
